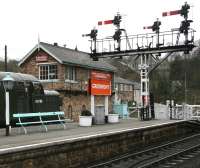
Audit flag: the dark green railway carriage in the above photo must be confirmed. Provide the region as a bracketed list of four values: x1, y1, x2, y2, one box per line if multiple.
[0, 72, 62, 127]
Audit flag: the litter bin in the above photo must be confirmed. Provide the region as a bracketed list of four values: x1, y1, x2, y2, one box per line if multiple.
[94, 105, 105, 124]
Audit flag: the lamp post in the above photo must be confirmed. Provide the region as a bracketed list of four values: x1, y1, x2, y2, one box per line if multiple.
[2, 73, 14, 136]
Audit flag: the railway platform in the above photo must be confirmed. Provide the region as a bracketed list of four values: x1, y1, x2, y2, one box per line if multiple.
[0, 118, 186, 153]
[0, 118, 195, 168]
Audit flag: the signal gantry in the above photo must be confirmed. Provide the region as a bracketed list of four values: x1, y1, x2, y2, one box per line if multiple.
[83, 2, 195, 120]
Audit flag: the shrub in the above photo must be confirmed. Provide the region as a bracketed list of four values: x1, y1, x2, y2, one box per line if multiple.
[81, 110, 92, 116]
[128, 100, 136, 107]
[109, 110, 117, 114]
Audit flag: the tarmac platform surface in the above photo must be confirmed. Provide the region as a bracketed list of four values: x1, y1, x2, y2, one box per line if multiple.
[0, 119, 185, 154]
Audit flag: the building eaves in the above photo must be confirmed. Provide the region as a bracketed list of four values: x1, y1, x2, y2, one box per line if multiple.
[62, 61, 116, 72]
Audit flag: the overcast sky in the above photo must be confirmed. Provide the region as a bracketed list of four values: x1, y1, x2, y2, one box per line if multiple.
[0, 0, 199, 61]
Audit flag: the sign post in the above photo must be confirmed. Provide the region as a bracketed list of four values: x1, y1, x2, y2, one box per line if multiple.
[89, 71, 112, 122]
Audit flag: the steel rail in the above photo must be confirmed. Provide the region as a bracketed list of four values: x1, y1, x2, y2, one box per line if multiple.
[88, 133, 200, 168]
[139, 143, 200, 168]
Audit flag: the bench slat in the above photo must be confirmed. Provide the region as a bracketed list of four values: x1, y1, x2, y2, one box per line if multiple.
[43, 120, 65, 123]
[13, 111, 64, 118]
[16, 121, 44, 125]
[16, 120, 65, 125]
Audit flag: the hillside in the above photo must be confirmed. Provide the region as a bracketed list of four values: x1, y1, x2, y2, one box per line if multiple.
[105, 58, 140, 81]
[106, 41, 200, 104]
[0, 60, 20, 72]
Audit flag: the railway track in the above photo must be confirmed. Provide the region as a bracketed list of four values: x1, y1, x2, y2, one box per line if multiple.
[88, 133, 200, 168]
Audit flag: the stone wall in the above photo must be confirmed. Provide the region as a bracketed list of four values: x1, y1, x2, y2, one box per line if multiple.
[0, 122, 191, 168]
[61, 93, 113, 122]
[61, 93, 90, 121]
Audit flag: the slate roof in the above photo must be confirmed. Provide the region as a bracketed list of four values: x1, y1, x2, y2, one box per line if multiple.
[115, 76, 141, 90]
[19, 42, 116, 72]
[115, 76, 135, 85]
[132, 82, 140, 90]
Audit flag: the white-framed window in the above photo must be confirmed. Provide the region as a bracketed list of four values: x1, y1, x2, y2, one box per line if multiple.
[120, 84, 124, 91]
[129, 85, 133, 91]
[65, 66, 76, 81]
[39, 64, 58, 80]
[124, 84, 129, 91]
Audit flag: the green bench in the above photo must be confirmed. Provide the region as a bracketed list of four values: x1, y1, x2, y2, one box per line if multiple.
[13, 111, 66, 134]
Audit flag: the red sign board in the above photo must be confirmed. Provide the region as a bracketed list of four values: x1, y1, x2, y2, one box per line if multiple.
[36, 55, 48, 62]
[91, 79, 111, 95]
[90, 71, 112, 95]
[91, 71, 111, 81]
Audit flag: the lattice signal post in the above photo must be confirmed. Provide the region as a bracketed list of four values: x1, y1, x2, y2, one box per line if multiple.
[83, 2, 195, 120]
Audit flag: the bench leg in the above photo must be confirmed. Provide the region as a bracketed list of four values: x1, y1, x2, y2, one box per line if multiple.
[23, 127, 27, 134]
[61, 122, 66, 129]
[18, 118, 27, 134]
[40, 124, 48, 132]
[19, 125, 27, 134]
[58, 115, 66, 129]
[39, 116, 48, 132]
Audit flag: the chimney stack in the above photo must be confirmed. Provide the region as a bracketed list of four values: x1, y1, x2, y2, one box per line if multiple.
[53, 42, 58, 46]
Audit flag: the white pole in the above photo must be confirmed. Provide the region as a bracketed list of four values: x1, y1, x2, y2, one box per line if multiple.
[91, 95, 95, 116]
[105, 96, 108, 116]
[5, 91, 11, 136]
[5, 92, 9, 125]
